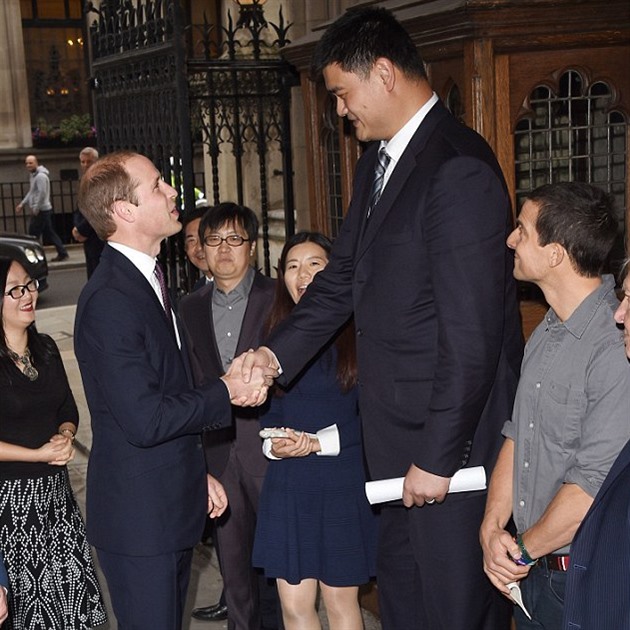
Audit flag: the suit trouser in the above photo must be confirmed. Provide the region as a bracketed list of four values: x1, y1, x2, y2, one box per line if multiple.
[28, 210, 67, 256]
[377, 493, 512, 630]
[216, 448, 281, 630]
[97, 547, 193, 630]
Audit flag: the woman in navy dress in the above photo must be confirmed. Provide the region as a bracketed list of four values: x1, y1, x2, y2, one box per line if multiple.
[253, 232, 377, 630]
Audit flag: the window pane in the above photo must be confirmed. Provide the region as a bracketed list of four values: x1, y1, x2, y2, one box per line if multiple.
[514, 70, 627, 274]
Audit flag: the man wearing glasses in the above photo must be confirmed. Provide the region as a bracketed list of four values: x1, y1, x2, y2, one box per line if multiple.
[179, 202, 279, 630]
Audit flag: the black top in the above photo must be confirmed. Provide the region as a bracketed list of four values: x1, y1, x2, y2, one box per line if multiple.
[0, 335, 79, 480]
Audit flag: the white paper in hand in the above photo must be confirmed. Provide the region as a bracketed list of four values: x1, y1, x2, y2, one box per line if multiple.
[507, 582, 532, 620]
[364, 466, 486, 505]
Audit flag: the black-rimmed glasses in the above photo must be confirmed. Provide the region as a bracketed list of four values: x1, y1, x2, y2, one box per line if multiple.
[4, 278, 39, 300]
[203, 234, 250, 247]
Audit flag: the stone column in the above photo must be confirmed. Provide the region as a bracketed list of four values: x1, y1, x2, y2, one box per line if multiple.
[0, 0, 32, 148]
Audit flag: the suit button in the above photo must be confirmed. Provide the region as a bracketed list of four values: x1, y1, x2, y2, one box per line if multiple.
[357, 329, 363, 336]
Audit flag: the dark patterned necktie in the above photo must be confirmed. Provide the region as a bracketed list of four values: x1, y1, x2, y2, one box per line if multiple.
[154, 261, 173, 325]
[367, 147, 391, 218]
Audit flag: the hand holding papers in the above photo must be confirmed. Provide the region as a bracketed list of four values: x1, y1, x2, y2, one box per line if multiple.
[364, 466, 486, 505]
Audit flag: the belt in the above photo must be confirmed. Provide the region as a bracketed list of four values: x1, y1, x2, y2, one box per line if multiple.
[543, 554, 570, 571]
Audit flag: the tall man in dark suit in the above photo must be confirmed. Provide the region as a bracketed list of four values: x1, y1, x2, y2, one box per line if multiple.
[74, 152, 271, 630]
[562, 262, 630, 630]
[241, 7, 523, 629]
[179, 203, 278, 630]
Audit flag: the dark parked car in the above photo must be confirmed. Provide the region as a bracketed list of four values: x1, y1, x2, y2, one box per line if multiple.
[0, 232, 48, 292]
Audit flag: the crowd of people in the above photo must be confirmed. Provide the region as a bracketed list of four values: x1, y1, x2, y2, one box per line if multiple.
[1, 5, 629, 630]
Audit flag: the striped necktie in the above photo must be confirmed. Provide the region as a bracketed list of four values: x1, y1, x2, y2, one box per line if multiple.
[367, 147, 391, 218]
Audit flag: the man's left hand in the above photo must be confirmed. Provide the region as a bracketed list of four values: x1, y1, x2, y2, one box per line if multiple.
[402, 464, 450, 507]
[207, 475, 228, 518]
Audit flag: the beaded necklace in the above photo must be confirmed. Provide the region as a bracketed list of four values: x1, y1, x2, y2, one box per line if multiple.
[8, 347, 39, 381]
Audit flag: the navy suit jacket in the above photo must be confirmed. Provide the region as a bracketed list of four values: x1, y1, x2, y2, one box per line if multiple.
[563, 438, 630, 629]
[179, 270, 275, 478]
[267, 100, 523, 481]
[74, 245, 232, 556]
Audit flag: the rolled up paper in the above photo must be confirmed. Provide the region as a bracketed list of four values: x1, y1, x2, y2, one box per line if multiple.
[365, 466, 486, 505]
[507, 582, 532, 620]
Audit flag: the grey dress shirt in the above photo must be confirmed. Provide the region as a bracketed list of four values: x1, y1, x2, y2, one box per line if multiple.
[212, 266, 255, 371]
[503, 275, 630, 554]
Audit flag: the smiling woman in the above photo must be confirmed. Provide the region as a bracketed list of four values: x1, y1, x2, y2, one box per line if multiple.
[0, 254, 107, 629]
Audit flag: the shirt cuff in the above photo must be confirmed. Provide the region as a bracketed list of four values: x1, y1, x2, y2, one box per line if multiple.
[267, 348, 283, 376]
[316, 424, 340, 456]
[262, 438, 282, 460]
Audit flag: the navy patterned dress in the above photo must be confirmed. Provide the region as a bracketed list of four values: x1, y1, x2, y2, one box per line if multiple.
[0, 336, 106, 629]
[253, 348, 377, 586]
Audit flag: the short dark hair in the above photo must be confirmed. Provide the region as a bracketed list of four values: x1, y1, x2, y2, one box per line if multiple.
[311, 6, 426, 81]
[528, 182, 618, 277]
[198, 202, 259, 242]
[180, 205, 209, 230]
[0, 256, 55, 372]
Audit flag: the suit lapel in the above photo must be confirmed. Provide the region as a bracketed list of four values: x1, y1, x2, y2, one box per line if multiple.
[106, 246, 183, 353]
[356, 101, 449, 262]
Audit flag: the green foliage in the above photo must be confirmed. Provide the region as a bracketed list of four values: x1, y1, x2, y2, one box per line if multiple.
[59, 114, 94, 143]
[32, 115, 96, 146]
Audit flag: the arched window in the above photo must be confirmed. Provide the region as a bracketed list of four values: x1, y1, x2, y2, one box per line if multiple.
[445, 82, 464, 123]
[514, 69, 627, 269]
[322, 97, 345, 238]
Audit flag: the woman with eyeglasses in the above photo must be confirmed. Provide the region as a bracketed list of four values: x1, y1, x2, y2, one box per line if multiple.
[0, 255, 107, 629]
[253, 232, 377, 630]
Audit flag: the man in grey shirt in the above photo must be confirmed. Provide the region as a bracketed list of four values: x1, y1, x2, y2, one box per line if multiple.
[16, 154, 68, 261]
[480, 182, 630, 629]
[178, 203, 279, 630]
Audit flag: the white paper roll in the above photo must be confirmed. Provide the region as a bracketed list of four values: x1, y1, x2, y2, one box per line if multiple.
[365, 466, 486, 505]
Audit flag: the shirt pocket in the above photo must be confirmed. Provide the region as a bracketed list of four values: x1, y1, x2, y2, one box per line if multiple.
[541, 380, 586, 449]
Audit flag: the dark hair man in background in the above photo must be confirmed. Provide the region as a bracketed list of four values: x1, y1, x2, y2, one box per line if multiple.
[180, 203, 280, 630]
[481, 182, 630, 628]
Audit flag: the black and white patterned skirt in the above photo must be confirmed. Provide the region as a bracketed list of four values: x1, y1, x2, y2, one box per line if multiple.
[0, 469, 107, 629]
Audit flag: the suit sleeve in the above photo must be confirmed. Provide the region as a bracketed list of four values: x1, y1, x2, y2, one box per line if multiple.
[266, 165, 367, 382]
[416, 155, 512, 473]
[77, 287, 231, 447]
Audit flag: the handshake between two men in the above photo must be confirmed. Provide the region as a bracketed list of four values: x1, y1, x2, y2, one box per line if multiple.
[220, 347, 280, 407]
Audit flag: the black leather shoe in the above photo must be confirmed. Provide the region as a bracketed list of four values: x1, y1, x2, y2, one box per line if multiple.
[191, 603, 229, 621]
[51, 253, 69, 262]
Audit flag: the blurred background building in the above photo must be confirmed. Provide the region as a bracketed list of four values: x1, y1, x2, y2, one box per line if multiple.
[0, 0, 628, 326]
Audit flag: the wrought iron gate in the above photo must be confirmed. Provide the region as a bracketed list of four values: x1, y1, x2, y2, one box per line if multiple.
[86, 0, 297, 285]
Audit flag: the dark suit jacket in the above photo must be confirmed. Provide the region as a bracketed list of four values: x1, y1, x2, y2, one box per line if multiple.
[74, 209, 105, 276]
[563, 438, 630, 629]
[74, 245, 232, 556]
[267, 100, 523, 481]
[179, 270, 275, 478]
